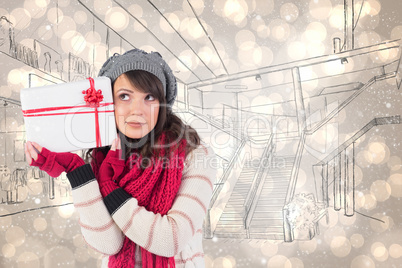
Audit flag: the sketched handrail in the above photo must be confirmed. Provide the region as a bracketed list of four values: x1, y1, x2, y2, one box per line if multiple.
[186, 109, 243, 140]
[284, 133, 306, 205]
[243, 134, 274, 228]
[282, 133, 306, 242]
[306, 69, 397, 135]
[316, 115, 401, 165]
[208, 138, 248, 208]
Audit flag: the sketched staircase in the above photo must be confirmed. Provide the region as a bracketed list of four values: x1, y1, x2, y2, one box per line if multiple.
[214, 160, 259, 238]
[246, 156, 294, 240]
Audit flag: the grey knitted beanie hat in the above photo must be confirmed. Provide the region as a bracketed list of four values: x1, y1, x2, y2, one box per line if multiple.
[98, 48, 177, 106]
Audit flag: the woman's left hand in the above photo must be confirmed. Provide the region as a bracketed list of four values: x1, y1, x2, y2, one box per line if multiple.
[97, 137, 126, 197]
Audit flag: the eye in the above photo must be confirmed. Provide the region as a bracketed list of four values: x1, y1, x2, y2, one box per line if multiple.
[145, 94, 155, 101]
[119, 94, 129, 101]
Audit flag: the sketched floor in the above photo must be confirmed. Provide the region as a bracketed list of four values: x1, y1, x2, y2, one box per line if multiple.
[204, 126, 402, 268]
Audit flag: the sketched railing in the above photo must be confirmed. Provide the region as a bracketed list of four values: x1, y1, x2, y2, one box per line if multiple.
[10, 42, 39, 68]
[313, 115, 401, 217]
[243, 134, 274, 231]
[282, 133, 306, 242]
[187, 108, 243, 141]
[204, 138, 247, 238]
[306, 67, 398, 135]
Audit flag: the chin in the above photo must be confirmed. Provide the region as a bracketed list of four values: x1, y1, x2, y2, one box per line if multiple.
[123, 129, 152, 140]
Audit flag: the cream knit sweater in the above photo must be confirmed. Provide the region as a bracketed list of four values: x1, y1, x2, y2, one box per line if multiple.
[67, 144, 216, 267]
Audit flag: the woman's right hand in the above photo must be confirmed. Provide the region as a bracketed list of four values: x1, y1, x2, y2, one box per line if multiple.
[24, 141, 85, 178]
[25, 141, 43, 165]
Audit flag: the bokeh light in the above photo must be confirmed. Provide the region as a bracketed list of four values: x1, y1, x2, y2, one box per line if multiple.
[288, 41, 306, 60]
[350, 233, 364, 248]
[298, 239, 317, 254]
[268, 19, 291, 42]
[24, 0, 47, 19]
[390, 25, 402, 40]
[8, 69, 23, 85]
[16, 251, 40, 268]
[93, 0, 112, 15]
[44, 246, 75, 268]
[351, 255, 375, 268]
[309, 0, 332, 20]
[10, 8, 32, 30]
[387, 156, 401, 171]
[74, 10, 87, 25]
[58, 203, 75, 218]
[357, 31, 381, 47]
[105, 7, 129, 32]
[371, 242, 389, 262]
[389, 244, 402, 258]
[33, 217, 48, 232]
[329, 5, 343, 29]
[267, 255, 292, 268]
[6, 226, 25, 247]
[2, 243, 16, 258]
[370, 214, 394, 233]
[47, 7, 63, 24]
[222, 0, 248, 26]
[370, 180, 391, 202]
[280, 3, 299, 23]
[388, 173, 402, 197]
[260, 241, 278, 256]
[330, 236, 351, 257]
[55, 16, 76, 38]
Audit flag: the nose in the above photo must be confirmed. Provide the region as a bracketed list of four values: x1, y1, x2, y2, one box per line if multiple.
[130, 97, 144, 116]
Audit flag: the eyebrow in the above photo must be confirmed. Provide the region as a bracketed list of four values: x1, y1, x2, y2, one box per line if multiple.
[115, 88, 134, 94]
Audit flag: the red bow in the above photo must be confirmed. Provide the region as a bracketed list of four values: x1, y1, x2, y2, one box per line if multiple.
[84, 77, 104, 147]
[82, 78, 104, 107]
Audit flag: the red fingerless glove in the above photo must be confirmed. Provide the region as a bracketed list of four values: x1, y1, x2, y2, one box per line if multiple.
[97, 149, 126, 197]
[30, 147, 85, 178]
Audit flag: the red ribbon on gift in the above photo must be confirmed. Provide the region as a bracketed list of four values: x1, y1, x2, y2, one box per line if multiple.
[22, 78, 114, 148]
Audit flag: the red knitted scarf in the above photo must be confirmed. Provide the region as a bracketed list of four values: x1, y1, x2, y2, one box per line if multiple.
[101, 133, 186, 268]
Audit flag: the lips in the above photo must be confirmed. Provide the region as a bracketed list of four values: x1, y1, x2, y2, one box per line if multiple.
[126, 121, 146, 128]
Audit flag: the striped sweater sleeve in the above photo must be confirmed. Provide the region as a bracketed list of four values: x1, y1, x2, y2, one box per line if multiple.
[67, 165, 125, 255]
[103, 144, 217, 257]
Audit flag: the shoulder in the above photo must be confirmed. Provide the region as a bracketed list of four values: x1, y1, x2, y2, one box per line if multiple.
[185, 141, 215, 161]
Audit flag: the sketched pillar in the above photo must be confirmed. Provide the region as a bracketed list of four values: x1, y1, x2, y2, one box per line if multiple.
[344, 0, 354, 50]
[313, 164, 328, 206]
[292, 67, 306, 135]
[334, 154, 342, 210]
[344, 143, 355, 216]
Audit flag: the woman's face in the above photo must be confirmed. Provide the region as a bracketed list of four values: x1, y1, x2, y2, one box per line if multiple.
[113, 73, 160, 139]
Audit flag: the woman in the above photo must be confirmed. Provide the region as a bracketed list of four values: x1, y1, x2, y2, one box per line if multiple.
[24, 49, 216, 267]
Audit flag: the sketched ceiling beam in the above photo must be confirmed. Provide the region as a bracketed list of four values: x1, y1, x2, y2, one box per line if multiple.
[188, 39, 401, 89]
[78, 0, 137, 50]
[146, 0, 218, 78]
[113, 0, 202, 81]
[186, 0, 229, 75]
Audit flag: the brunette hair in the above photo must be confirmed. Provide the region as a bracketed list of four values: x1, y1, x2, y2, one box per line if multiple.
[85, 70, 200, 165]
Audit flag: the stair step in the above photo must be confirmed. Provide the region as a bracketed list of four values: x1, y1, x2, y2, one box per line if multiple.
[213, 232, 248, 239]
[248, 226, 284, 233]
[219, 217, 244, 221]
[249, 218, 283, 226]
[216, 221, 244, 227]
[248, 233, 284, 240]
[257, 198, 286, 202]
[248, 211, 282, 218]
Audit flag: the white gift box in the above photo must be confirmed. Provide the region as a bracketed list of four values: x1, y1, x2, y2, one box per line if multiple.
[20, 77, 117, 152]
